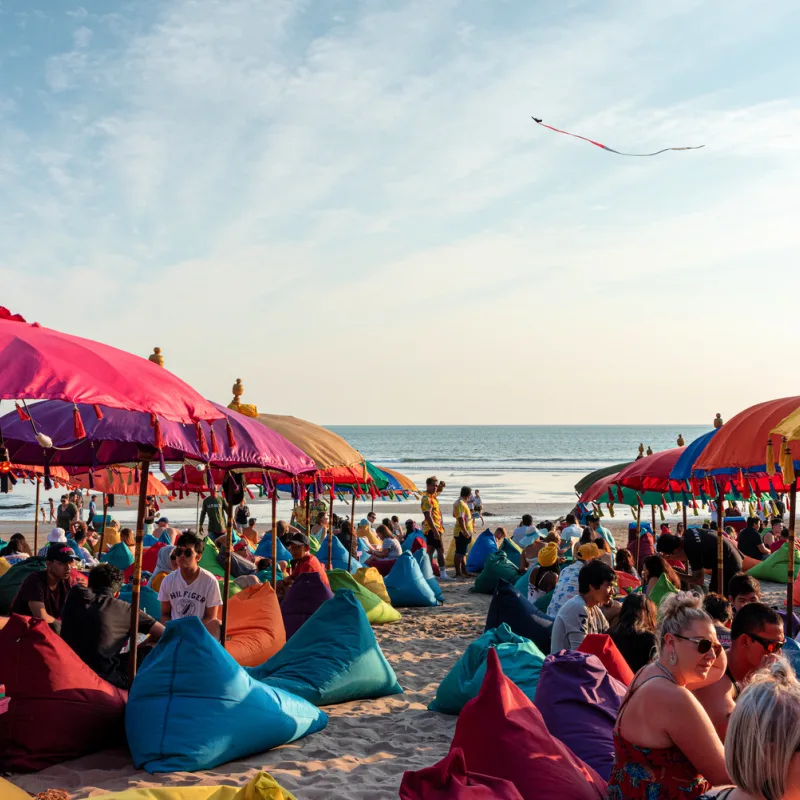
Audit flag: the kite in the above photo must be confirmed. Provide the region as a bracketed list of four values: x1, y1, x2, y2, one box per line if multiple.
[532, 117, 704, 157]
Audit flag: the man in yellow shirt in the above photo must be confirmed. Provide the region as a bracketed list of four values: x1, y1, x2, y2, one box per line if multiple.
[452, 486, 475, 578]
[421, 476, 450, 581]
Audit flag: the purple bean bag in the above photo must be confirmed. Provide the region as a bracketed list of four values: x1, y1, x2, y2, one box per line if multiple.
[533, 650, 626, 781]
[279, 572, 334, 639]
[485, 580, 553, 655]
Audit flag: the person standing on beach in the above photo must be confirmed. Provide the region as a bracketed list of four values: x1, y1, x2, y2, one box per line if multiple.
[87, 494, 97, 527]
[471, 489, 485, 527]
[422, 476, 450, 580]
[48, 497, 56, 523]
[234, 498, 250, 534]
[452, 486, 474, 578]
[198, 487, 229, 539]
[56, 494, 78, 533]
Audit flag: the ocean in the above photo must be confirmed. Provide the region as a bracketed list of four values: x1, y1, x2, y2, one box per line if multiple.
[0, 425, 710, 526]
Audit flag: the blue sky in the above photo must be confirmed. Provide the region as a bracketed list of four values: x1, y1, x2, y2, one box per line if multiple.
[2, 1, 800, 425]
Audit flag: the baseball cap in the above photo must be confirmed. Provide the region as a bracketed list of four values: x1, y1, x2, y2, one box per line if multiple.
[285, 532, 311, 548]
[157, 517, 169, 524]
[45, 544, 78, 564]
[577, 543, 601, 561]
[47, 527, 67, 543]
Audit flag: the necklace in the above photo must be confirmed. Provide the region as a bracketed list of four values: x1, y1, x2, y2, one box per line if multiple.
[654, 661, 678, 684]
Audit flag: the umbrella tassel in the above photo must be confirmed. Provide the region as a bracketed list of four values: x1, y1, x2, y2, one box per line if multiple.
[134, 467, 140, 483]
[209, 427, 218, 455]
[783, 439, 796, 486]
[207, 469, 216, 490]
[246, 486, 254, 500]
[159, 450, 166, 475]
[14, 402, 30, 422]
[616, 485, 624, 503]
[153, 416, 164, 451]
[44, 457, 52, 491]
[659, 506, 665, 521]
[93, 404, 104, 420]
[195, 423, 209, 456]
[766, 438, 776, 476]
[607, 503, 615, 517]
[226, 420, 236, 448]
[73, 405, 87, 439]
[126, 496, 131, 506]
[661, 495, 668, 511]
[88, 470, 94, 490]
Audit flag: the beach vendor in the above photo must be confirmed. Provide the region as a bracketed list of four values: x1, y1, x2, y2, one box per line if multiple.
[422, 476, 450, 581]
[657, 529, 743, 597]
[234, 498, 250, 533]
[282, 532, 329, 589]
[158, 532, 222, 639]
[198, 487, 229, 538]
[61, 563, 164, 689]
[10, 543, 78, 632]
[451, 486, 474, 578]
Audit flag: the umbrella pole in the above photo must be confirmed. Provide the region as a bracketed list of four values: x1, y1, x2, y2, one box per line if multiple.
[787, 482, 797, 636]
[98, 494, 108, 555]
[651, 505, 656, 536]
[682, 502, 687, 535]
[717, 485, 725, 594]
[329, 485, 335, 571]
[348, 493, 356, 572]
[33, 479, 41, 553]
[220, 495, 234, 647]
[195, 491, 200, 531]
[271, 488, 278, 589]
[635, 505, 641, 571]
[128, 458, 151, 685]
[305, 493, 310, 535]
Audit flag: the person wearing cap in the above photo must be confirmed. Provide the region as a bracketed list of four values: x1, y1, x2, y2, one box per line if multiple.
[547, 542, 602, 619]
[154, 517, 178, 545]
[421, 476, 451, 581]
[10, 543, 78, 630]
[37, 527, 68, 556]
[282, 532, 329, 589]
[527, 541, 560, 604]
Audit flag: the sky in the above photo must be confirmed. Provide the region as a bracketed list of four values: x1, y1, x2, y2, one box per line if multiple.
[2, 0, 800, 426]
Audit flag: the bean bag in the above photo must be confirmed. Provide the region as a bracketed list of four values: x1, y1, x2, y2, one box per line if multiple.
[577, 634, 634, 686]
[0, 556, 47, 614]
[0, 556, 9, 577]
[257, 568, 284, 584]
[430, 624, 545, 714]
[143, 533, 160, 547]
[500, 538, 523, 568]
[752, 542, 800, 582]
[485, 580, 553, 655]
[120, 584, 162, 620]
[648, 572, 679, 615]
[446, 535, 475, 568]
[533, 650, 626, 781]
[385, 552, 439, 607]
[615, 571, 640, 593]
[100, 541, 135, 571]
[308, 534, 321, 554]
[255, 534, 292, 563]
[248, 591, 402, 705]
[354, 565, 392, 604]
[782, 637, 800, 676]
[413, 549, 444, 603]
[127, 616, 327, 772]
[402, 531, 426, 552]
[0, 777, 29, 800]
[534, 588, 554, 614]
[86, 771, 297, 799]
[367, 556, 399, 576]
[357, 524, 381, 548]
[450, 649, 607, 799]
[514, 565, 533, 595]
[316, 534, 363, 573]
[142, 542, 167, 575]
[326, 569, 401, 624]
[400, 747, 524, 800]
[471, 551, 520, 595]
[466, 530, 498, 573]
[0, 614, 127, 772]
[216, 550, 257, 580]
[280, 572, 334, 639]
[226, 583, 286, 667]
[199, 539, 225, 577]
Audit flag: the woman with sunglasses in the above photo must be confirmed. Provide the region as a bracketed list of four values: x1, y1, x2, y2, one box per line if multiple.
[607, 591, 730, 799]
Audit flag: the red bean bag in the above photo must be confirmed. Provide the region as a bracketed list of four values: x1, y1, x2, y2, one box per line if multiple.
[0, 614, 127, 772]
[400, 747, 524, 799]
[143, 542, 167, 574]
[614, 570, 640, 593]
[226, 582, 286, 667]
[366, 557, 396, 577]
[577, 634, 634, 686]
[450, 649, 606, 799]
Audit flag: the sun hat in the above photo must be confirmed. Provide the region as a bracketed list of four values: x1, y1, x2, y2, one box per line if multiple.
[577, 543, 601, 561]
[47, 527, 67, 543]
[538, 542, 559, 568]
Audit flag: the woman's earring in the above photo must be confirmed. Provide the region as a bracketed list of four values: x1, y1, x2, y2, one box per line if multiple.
[669, 651, 677, 666]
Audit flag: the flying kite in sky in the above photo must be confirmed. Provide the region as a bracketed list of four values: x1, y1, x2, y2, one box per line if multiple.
[532, 117, 705, 157]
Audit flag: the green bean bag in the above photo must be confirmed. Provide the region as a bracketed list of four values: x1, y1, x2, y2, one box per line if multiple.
[429, 623, 545, 714]
[471, 551, 521, 595]
[501, 538, 523, 568]
[309, 534, 321, 555]
[648, 573, 679, 616]
[199, 539, 224, 578]
[326, 569, 401, 624]
[747, 542, 800, 582]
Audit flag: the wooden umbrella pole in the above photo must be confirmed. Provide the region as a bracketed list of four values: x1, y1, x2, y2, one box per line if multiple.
[220, 493, 234, 647]
[305, 492, 310, 535]
[195, 491, 200, 531]
[682, 501, 688, 535]
[98, 493, 108, 555]
[635, 505, 641, 572]
[33, 479, 41, 552]
[128, 457, 152, 684]
[348, 492, 356, 573]
[271, 487, 278, 589]
[651, 505, 656, 536]
[717, 485, 725, 594]
[328, 485, 335, 571]
[787, 481, 797, 636]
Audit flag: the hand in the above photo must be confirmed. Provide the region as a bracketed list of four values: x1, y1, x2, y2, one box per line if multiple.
[199, 526, 204, 534]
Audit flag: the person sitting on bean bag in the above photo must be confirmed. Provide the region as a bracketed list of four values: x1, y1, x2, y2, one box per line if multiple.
[366, 525, 403, 573]
[276, 533, 329, 599]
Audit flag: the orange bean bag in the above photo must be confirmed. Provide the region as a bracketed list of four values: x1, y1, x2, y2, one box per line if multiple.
[225, 582, 286, 667]
[577, 633, 635, 686]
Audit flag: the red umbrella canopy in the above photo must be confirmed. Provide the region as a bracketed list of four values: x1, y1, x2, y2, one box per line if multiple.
[0, 307, 221, 423]
[613, 447, 685, 493]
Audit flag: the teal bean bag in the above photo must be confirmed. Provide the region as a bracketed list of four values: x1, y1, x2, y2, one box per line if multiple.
[412, 549, 444, 603]
[119, 584, 162, 619]
[515, 564, 535, 596]
[142, 534, 159, 547]
[471, 551, 521, 595]
[315, 534, 363, 574]
[256, 568, 284, 584]
[500, 538, 523, 568]
[747, 542, 800, 582]
[385, 552, 439, 607]
[429, 623, 545, 714]
[127, 616, 327, 772]
[247, 591, 402, 705]
[254, 534, 292, 562]
[0, 557, 46, 615]
[466, 530, 498, 573]
[100, 542, 134, 571]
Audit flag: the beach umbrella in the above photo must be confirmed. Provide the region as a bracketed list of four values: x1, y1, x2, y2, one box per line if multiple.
[376, 465, 419, 495]
[574, 462, 633, 497]
[580, 472, 670, 508]
[0, 306, 220, 424]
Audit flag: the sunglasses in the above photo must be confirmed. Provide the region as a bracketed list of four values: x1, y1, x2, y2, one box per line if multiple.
[673, 634, 723, 657]
[748, 632, 785, 654]
[173, 547, 197, 558]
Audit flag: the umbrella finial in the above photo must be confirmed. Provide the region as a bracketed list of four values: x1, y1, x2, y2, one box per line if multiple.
[677, 433, 685, 446]
[646, 444, 654, 456]
[637, 443, 645, 460]
[149, 347, 165, 368]
[714, 413, 723, 429]
[228, 377, 259, 417]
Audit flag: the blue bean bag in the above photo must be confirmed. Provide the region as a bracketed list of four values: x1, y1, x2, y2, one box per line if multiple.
[429, 623, 545, 715]
[385, 552, 439, 607]
[254, 534, 292, 562]
[466, 530, 498, 573]
[143, 534, 159, 547]
[315, 535, 364, 573]
[485, 580, 553, 655]
[357, 537, 373, 558]
[412, 549, 443, 603]
[500, 538, 523, 568]
[127, 616, 327, 772]
[783, 637, 800, 676]
[100, 542, 134, 571]
[248, 591, 402, 705]
[156, 529, 174, 545]
[119, 584, 162, 620]
[280, 572, 334, 639]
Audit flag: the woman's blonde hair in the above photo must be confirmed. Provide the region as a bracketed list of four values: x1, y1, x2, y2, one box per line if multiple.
[726, 658, 800, 799]
[656, 591, 711, 655]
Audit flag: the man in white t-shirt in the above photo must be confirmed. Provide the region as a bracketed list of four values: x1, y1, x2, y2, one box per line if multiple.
[560, 513, 583, 547]
[158, 531, 222, 639]
[512, 514, 537, 546]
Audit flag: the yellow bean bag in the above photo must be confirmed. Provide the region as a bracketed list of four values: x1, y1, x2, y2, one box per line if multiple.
[0, 557, 10, 577]
[446, 536, 475, 568]
[0, 777, 29, 799]
[354, 566, 392, 605]
[357, 523, 381, 548]
[89, 771, 296, 799]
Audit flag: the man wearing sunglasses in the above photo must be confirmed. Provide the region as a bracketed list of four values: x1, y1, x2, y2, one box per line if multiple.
[694, 602, 783, 740]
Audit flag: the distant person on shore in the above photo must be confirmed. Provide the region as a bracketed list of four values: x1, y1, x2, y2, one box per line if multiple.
[48, 497, 55, 523]
[56, 494, 78, 534]
[471, 490, 484, 527]
[234, 498, 250, 534]
[87, 494, 97, 527]
[512, 514, 536, 546]
[198, 487, 229, 538]
[74, 491, 84, 521]
[452, 486, 475, 578]
[421, 476, 450, 580]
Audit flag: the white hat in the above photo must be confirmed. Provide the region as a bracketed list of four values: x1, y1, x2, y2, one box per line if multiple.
[48, 527, 67, 543]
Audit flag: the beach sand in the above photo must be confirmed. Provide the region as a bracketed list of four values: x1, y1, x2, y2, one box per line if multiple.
[4, 515, 790, 798]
